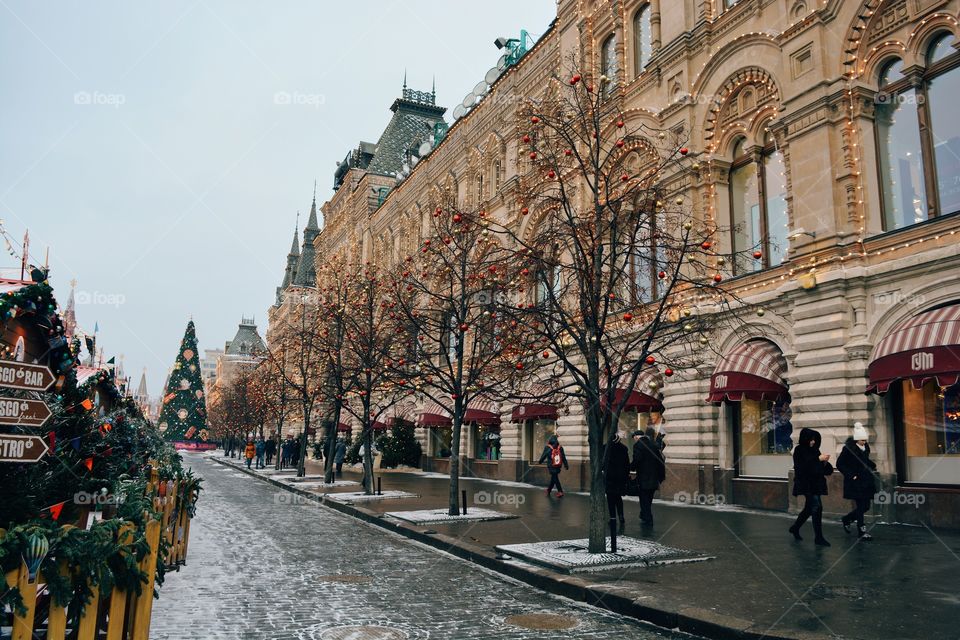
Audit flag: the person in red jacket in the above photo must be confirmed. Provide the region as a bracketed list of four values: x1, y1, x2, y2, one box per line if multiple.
[244, 439, 256, 469]
[538, 435, 569, 497]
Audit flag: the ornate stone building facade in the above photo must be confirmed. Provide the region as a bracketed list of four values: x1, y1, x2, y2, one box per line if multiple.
[281, 0, 960, 527]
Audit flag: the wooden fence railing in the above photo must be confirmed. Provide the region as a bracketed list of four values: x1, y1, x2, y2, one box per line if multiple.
[2, 471, 197, 640]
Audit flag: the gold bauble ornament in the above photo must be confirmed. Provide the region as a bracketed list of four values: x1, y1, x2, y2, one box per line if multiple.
[756, 308, 766, 317]
[683, 222, 692, 231]
[717, 257, 726, 265]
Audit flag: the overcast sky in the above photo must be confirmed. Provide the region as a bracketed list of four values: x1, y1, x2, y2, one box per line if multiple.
[1, 0, 555, 396]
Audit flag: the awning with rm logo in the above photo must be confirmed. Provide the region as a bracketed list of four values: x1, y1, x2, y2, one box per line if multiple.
[867, 304, 960, 395]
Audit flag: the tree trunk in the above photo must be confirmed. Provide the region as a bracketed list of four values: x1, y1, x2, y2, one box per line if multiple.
[586, 402, 608, 553]
[448, 398, 463, 516]
[324, 402, 342, 483]
[298, 403, 309, 478]
[362, 403, 374, 495]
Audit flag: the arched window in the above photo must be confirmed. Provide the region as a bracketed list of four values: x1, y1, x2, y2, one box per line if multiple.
[633, 5, 652, 75]
[876, 34, 960, 231]
[729, 132, 788, 274]
[601, 33, 618, 94]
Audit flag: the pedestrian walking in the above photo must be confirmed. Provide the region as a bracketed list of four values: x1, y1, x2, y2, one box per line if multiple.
[280, 439, 290, 469]
[265, 438, 276, 465]
[837, 422, 877, 541]
[538, 435, 569, 497]
[789, 427, 834, 546]
[604, 431, 631, 532]
[631, 428, 665, 526]
[334, 438, 347, 477]
[255, 438, 266, 469]
[290, 438, 301, 468]
[244, 439, 256, 469]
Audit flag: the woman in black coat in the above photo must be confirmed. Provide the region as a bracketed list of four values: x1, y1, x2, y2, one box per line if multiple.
[837, 422, 876, 540]
[604, 431, 631, 531]
[789, 427, 834, 546]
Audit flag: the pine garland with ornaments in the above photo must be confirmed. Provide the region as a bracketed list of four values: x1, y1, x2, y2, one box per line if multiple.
[158, 320, 209, 443]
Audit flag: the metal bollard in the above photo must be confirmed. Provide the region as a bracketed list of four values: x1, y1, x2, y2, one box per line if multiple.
[377, 477, 382, 496]
[609, 518, 618, 553]
[462, 489, 467, 515]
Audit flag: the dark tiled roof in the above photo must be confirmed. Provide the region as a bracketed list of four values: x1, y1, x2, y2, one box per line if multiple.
[225, 318, 266, 356]
[367, 90, 446, 176]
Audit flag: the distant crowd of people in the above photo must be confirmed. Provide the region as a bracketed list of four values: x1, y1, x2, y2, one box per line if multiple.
[220, 434, 351, 477]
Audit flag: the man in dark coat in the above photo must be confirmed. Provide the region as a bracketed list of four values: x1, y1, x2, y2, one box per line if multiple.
[604, 431, 631, 531]
[538, 435, 570, 497]
[631, 427, 665, 525]
[265, 438, 276, 465]
[837, 422, 877, 540]
[334, 438, 347, 477]
[789, 427, 834, 546]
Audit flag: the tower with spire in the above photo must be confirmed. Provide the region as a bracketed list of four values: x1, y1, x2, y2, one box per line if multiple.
[292, 187, 320, 289]
[63, 279, 78, 339]
[275, 214, 301, 306]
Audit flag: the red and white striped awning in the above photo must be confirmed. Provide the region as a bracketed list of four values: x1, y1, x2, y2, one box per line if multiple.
[868, 304, 960, 394]
[417, 400, 451, 427]
[464, 395, 501, 426]
[75, 365, 101, 387]
[511, 381, 559, 422]
[708, 339, 788, 403]
[601, 369, 664, 413]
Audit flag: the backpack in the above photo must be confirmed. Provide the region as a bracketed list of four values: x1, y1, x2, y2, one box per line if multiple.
[550, 445, 563, 468]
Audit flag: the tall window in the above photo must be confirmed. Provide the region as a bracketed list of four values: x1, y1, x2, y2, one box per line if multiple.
[876, 34, 960, 231]
[729, 133, 788, 274]
[633, 5, 652, 76]
[492, 158, 503, 192]
[475, 172, 484, 204]
[731, 396, 794, 478]
[632, 210, 662, 303]
[601, 34, 618, 94]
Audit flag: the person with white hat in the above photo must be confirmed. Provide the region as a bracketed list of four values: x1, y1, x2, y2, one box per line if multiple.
[837, 422, 877, 540]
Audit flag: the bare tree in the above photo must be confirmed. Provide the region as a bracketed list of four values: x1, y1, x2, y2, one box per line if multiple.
[492, 63, 757, 552]
[391, 199, 543, 515]
[265, 291, 328, 477]
[339, 262, 409, 494]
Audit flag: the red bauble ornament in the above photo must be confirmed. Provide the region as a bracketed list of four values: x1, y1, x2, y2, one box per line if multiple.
[435, 206, 442, 214]
[529, 152, 537, 160]
[645, 355, 656, 365]
[565, 149, 573, 156]
[522, 135, 531, 143]
[570, 74, 581, 84]
[488, 265, 497, 273]
[658, 270, 666, 279]
[453, 214, 462, 222]
[616, 139, 625, 148]
[680, 147, 689, 155]
[621, 174, 629, 182]
[516, 363, 525, 370]
[424, 239, 431, 245]
[701, 241, 712, 250]
[548, 170, 556, 178]
[459, 323, 468, 331]
[623, 313, 633, 321]
[521, 207, 530, 215]
[542, 351, 550, 358]
[531, 116, 540, 124]
[753, 250, 763, 259]
[713, 273, 723, 283]
[521, 268, 530, 275]
[443, 237, 451, 245]
[608, 293, 616, 300]
[587, 85, 594, 93]
[664, 368, 674, 377]
[617, 120, 624, 128]
[402, 270, 410, 277]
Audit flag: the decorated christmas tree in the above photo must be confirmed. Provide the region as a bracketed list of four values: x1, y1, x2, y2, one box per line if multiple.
[159, 320, 209, 442]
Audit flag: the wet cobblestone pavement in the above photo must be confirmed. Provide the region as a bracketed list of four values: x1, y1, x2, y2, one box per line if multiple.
[151, 454, 690, 640]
